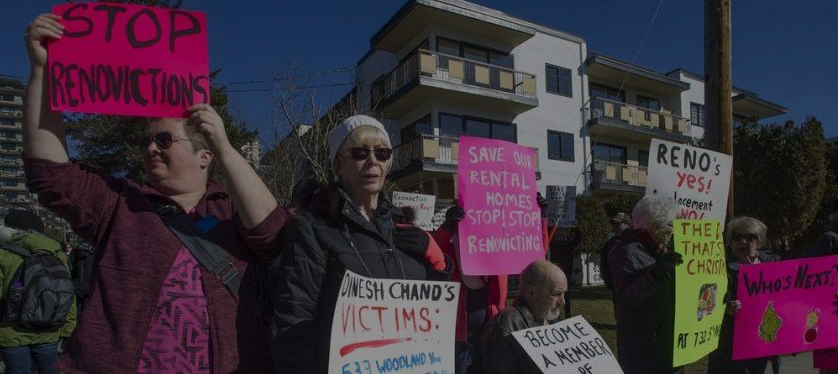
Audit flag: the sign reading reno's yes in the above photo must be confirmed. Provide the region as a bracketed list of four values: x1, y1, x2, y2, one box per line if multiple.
[457, 136, 543, 276]
[733, 255, 838, 360]
[512, 316, 622, 374]
[392, 192, 437, 231]
[646, 139, 732, 224]
[672, 219, 727, 366]
[49, 3, 209, 118]
[330, 271, 459, 374]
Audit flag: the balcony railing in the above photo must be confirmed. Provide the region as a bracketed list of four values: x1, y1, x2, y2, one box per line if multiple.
[392, 133, 539, 174]
[590, 97, 692, 137]
[591, 160, 647, 189]
[371, 49, 537, 105]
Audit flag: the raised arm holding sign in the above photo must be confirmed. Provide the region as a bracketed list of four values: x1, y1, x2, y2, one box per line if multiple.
[22, 10, 288, 373]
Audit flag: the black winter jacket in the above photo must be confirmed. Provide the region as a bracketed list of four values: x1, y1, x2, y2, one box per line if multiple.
[269, 186, 450, 374]
[479, 300, 559, 374]
[608, 230, 682, 374]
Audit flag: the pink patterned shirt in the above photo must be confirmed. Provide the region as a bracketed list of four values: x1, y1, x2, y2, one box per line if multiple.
[137, 238, 212, 373]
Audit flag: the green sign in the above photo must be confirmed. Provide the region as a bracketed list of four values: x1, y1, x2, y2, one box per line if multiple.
[672, 219, 728, 366]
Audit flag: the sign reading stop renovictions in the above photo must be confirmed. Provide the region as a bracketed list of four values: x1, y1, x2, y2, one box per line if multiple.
[48, 3, 209, 118]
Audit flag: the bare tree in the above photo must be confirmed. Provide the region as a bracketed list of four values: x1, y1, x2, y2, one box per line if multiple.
[259, 66, 366, 205]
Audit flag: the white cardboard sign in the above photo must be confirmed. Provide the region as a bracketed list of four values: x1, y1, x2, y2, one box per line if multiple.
[645, 139, 732, 225]
[392, 192, 437, 231]
[546, 185, 577, 227]
[511, 316, 623, 374]
[329, 271, 460, 374]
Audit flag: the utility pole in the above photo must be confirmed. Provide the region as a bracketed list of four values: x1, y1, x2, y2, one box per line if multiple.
[704, 0, 734, 220]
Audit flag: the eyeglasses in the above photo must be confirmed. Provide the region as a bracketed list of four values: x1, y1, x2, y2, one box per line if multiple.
[732, 232, 759, 243]
[347, 147, 393, 162]
[140, 132, 191, 150]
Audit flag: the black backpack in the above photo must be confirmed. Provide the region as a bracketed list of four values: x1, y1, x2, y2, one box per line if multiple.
[1, 244, 74, 330]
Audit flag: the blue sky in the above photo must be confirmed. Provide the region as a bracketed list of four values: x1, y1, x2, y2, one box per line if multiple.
[2, 0, 836, 146]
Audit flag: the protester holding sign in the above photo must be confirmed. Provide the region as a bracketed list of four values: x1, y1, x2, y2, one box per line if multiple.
[707, 217, 780, 374]
[270, 115, 451, 374]
[479, 260, 567, 374]
[432, 203, 508, 373]
[23, 13, 290, 374]
[806, 201, 838, 258]
[609, 196, 683, 374]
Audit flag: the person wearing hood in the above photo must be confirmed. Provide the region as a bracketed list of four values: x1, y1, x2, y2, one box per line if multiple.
[270, 115, 451, 374]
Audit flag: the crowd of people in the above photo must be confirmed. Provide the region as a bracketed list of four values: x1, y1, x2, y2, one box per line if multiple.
[0, 12, 833, 374]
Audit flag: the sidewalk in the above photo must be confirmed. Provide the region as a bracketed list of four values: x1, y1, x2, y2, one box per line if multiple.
[774, 351, 818, 374]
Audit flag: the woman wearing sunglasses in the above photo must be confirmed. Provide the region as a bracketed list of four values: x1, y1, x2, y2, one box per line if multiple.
[269, 115, 450, 374]
[707, 216, 780, 374]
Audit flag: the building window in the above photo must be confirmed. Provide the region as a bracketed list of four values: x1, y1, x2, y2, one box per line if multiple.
[3, 180, 16, 187]
[638, 150, 649, 167]
[0, 107, 13, 114]
[4, 192, 17, 200]
[0, 119, 12, 126]
[0, 94, 13, 102]
[636, 95, 661, 111]
[547, 131, 574, 161]
[545, 64, 572, 97]
[593, 143, 627, 164]
[590, 83, 625, 103]
[400, 115, 432, 144]
[438, 113, 516, 142]
[1, 143, 15, 151]
[690, 102, 705, 127]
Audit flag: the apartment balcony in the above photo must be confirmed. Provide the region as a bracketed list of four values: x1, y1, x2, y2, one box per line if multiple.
[371, 49, 538, 118]
[591, 160, 647, 194]
[1, 170, 26, 179]
[390, 133, 539, 180]
[588, 97, 693, 143]
[0, 159, 22, 167]
[0, 135, 22, 142]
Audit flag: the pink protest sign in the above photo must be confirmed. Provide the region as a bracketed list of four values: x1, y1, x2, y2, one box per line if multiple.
[733, 255, 838, 360]
[456, 136, 544, 276]
[814, 348, 838, 370]
[48, 3, 209, 118]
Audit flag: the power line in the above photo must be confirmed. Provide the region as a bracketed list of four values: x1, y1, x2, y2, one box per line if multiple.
[212, 67, 353, 87]
[223, 82, 354, 93]
[553, 0, 668, 230]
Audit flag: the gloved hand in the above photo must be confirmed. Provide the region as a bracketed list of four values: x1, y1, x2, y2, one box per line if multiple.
[393, 224, 430, 257]
[287, 178, 324, 212]
[650, 252, 683, 280]
[445, 206, 465, 222]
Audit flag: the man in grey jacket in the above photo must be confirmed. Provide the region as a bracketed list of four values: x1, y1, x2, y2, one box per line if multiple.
[479, 260, 567, 374]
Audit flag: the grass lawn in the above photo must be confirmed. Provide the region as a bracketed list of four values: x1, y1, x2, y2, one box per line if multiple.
[570, 285, 708, 374]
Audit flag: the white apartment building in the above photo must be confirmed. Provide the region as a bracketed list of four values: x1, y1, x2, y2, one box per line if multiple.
[350, 0, 786, 206]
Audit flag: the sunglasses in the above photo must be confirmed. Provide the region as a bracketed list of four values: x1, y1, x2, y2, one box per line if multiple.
[732, 232, 759, 243]
[140, 132, 191, 149]
[347, 147, 393, 162]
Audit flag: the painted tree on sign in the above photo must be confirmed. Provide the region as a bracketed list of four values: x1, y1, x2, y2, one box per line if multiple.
[733, 118, 827, 248]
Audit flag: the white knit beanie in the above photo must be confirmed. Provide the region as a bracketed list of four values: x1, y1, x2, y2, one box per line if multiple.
[327, 115, 390, 168]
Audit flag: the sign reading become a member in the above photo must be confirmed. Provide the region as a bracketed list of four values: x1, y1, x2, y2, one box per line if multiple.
[49, 3, 209, 118]
[672, 219, 727, 366]
[645, 139, 732, 225]
[511, 316, 623, 374]
[457, 136, 544, 276]
[329, 271, 459, 374]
